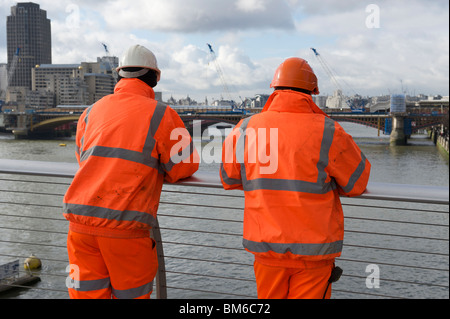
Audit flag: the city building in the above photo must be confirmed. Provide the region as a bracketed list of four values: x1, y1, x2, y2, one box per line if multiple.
[250, 94, 270, 108]
[212, 99, 234, 107]
[7, 2, 51, 89]
[25, 89, 54, 108]
[30, 57, 118, 109]
[32, 64, 83, 106]
[326, 89, 348, 109]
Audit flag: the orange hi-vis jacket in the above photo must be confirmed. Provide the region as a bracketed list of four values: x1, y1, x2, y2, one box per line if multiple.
[220, 90, 371, 267]
[63, 78, 199, 238]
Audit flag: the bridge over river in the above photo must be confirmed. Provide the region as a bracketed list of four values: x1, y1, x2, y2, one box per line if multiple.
[1, 104, 447, 145]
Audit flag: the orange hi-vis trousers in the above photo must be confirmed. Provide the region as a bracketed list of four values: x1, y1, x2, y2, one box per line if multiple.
[67, 230, 158, 299]
[253, 259, 334, 299]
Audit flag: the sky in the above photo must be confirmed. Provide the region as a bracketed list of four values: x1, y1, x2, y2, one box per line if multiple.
[0, 0, 449, 102]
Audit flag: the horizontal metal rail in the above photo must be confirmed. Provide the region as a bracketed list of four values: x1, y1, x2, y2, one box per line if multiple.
[0, 159, 448, 204]
[0, 159, 448, 299]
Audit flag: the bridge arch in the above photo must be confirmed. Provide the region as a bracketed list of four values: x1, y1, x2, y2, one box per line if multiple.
[30, 115, 80, 132]
[331, 117, 385, 131]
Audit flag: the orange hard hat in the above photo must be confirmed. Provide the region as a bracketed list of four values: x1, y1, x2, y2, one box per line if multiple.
[270, 57, 319, 95]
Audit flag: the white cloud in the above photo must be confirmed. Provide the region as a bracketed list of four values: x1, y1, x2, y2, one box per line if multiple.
[0, 0, 448, 100]
[293, 0, 363, 15]
[235, 0, 267, 12]
[295, 0, 449, 96]
[100, 0, 294, 32]
[160, 43, 274, 102]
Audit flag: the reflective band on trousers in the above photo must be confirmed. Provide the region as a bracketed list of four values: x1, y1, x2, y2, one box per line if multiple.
[71, 277, 154, 299]
[112, 281, 154, 299]
[243, 239, 343, 256]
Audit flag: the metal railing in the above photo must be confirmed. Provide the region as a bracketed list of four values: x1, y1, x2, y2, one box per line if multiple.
[0, 159, 448, 299]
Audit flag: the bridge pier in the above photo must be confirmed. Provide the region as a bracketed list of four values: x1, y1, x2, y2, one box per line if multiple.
[390, 115, 407, 146]
[389, 95, 408, 146]
[12, 128, 28, 139]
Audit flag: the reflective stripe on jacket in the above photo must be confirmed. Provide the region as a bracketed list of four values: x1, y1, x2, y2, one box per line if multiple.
[220, 90, 371, 267]
[63, 78, 199, 237]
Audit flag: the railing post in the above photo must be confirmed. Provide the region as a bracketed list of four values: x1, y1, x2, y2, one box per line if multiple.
[150, 218, 167, 299]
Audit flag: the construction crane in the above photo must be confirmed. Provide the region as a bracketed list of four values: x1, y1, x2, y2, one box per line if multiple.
[206, 43, 240, 109]
[310, 48, 344, 93]
[1, 47, 21, 107]
[7, 48, 20, 88]
[311, 48, 367, 112]
[101, 43, 118, 83]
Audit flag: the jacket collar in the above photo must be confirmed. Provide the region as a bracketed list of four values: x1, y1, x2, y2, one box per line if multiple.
[114, 78, 156, 99]
[262, 90, 329, 117]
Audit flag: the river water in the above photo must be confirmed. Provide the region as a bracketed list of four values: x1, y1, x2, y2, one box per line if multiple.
[0, 122, 448, 299]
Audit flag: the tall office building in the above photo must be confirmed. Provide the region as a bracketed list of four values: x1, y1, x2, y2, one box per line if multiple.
[7, 2, 52, 89]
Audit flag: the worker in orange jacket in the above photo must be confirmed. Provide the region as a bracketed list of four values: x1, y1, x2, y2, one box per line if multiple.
[220, 57, 371, 299]
[63, 44, 199, 299]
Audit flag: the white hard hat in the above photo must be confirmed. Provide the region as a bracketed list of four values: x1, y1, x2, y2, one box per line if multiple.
[117, 44, 161, 82]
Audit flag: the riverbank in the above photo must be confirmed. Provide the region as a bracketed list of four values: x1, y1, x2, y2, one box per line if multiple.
[430, 126, 449, 157]
[437, 134, 449, 158]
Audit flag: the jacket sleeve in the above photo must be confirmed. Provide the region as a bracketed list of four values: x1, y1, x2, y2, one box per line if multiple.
[220, 120, 244, 190]
[329, 123, 371, 197]
[74, 111, 87, 165]
[157, 106, 199, 183]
